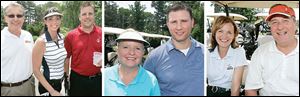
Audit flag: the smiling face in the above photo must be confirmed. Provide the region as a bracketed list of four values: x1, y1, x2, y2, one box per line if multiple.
[269, 16, 297, 45]
[167, 10, 194, 43]
[44, 15, 61, 33]
[4, 5, 24, 32]
[117, 40, 145, 68]
[79, 6, 95, 28]
[215, 23, 235, 49]
[210, 16, 239, 50]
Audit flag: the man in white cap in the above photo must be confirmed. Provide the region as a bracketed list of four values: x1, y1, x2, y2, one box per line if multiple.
[245, 4, 299, 96]
[104, 29, 160, 96]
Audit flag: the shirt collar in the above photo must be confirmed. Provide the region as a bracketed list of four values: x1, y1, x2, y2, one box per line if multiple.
[3, 27, 24, 39]
[108, 64, 146, 86]
[211, 46, 234, 59]
[166, 36, 203, 52]
[269, 37, 299, 55]
[77, 25, 96, 34]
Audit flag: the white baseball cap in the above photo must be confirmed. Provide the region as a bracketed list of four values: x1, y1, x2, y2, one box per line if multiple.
[44, 7, 63, 19]
[116, 29, 150, 46]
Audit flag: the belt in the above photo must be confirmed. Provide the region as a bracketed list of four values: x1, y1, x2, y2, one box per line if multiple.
[207, 85, 231, 93]
[71, 70, 101, 79]
[1, 76, 32, 87]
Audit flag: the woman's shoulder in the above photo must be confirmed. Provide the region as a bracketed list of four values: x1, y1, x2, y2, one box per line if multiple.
[35, 36, 46, 44]
[142, 67, 158, 82]
[104, 65, 116, 73]
[232, 47, 246, 54]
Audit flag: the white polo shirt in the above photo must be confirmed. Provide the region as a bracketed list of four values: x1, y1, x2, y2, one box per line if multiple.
[1, 27, 34, 83]
[245, 38, 299, 96]
[207, 46, 248, 89]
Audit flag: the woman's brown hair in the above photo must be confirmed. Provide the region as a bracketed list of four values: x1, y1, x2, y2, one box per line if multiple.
[209, 16, 239, 52]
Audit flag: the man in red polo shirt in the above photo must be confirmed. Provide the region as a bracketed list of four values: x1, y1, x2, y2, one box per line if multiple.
[64, 1, 102, 96]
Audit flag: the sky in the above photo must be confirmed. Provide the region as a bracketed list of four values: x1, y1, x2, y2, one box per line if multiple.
[204, 1, 299, 20]
[1, 1, 62, 8]
[114, 1, 155, 14]
[1, 1, 155, 13]
[2, 1, 298, 20]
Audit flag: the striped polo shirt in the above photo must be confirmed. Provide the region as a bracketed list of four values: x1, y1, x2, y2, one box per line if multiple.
[41, 32, 67, 80]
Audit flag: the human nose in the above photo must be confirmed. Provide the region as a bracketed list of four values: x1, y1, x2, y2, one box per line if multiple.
[274, 21, 285, 30]
[128, 48, 136, 55]
[175, 22, 182, 30]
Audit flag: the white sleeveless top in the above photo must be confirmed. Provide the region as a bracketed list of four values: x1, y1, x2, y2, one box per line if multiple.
[41, 33, 67, 80]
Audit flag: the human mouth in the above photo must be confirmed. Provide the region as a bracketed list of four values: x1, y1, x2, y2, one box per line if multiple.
[126, 57, 136, 61]
[276, 32, 287, 36]
[175, 32, 184, 36]
[220, 39, 229, 42]
[53, 25, 59, 28]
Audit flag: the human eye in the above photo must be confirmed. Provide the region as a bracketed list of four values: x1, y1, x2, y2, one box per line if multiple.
[56, 17, 61, 20]
[82, 13, 87, 16]
[217, 30, 223, 34]
[122, 46, 128, 49]
[181, 19, 188, 23]
[136, 47, 142, 51]
[171, 21, 176, 24]
[48, 18, 53, 21]
[283, 19, 290, 24]
[270, 21, 278, 26]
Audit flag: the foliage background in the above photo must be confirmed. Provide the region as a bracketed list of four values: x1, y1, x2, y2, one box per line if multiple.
[1, 1, 101, 41]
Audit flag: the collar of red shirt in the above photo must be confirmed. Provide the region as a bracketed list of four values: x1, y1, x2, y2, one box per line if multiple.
[77, 24, 97, 34]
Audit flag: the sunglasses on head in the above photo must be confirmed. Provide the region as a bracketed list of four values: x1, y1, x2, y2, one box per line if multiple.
[7, 14, 23, 18]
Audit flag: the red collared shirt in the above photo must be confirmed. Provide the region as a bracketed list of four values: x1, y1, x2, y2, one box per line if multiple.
[64, 25, 102, 76]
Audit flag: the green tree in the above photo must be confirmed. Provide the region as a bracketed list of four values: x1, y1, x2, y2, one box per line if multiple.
[185, 1, 204, 43]
[118, 8, 131, 29]
[36, 2, 61, 22]
[105, 1, 119, 28]
[214, 4, 261, 23]
[61, 1, 81, 29]
[144, 12, 156, 33]
[94, 1, 102, 26]
[151, 1, 167, 35]
[128, 1, 146, 31]
[144, 12, 162, 47]
[17, 1, 37, 29]
[1, 6, 5, 30]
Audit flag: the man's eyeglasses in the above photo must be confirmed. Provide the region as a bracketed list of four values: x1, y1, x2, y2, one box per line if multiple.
[6, 14, 24, 18]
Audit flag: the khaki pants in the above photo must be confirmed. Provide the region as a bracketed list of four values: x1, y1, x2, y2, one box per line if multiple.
[1, 77, 35, 96]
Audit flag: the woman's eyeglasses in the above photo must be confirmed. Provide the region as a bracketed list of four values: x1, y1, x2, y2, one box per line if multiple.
[7, 14, 24, 18]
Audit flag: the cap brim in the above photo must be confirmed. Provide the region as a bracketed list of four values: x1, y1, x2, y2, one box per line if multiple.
[44, 12, 63, 19]
[116, 39, 150, 47]
[265, 12, 292, 21]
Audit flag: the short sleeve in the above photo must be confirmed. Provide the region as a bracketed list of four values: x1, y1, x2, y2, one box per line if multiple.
[151, 77, 161, 96]
[244, 48, 264, 90]
[143, 52, 156, 75]
[235, 47, 248, 67]
[64, 32, 73, 58]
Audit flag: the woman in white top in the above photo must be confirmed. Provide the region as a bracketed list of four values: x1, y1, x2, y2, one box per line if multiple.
[207, 16, 248, 96]
[32, 7, 66, 96]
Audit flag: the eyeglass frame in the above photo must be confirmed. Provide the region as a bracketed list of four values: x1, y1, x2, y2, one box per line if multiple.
[6, 14, 24, 18]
